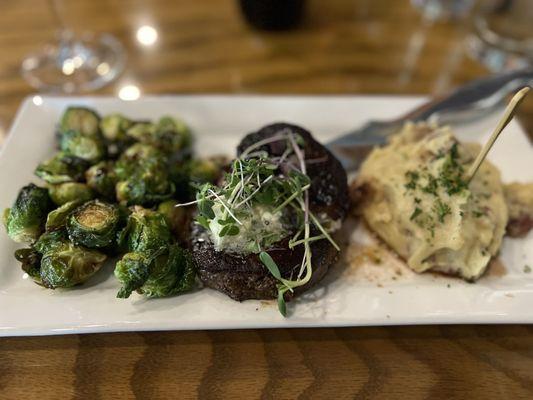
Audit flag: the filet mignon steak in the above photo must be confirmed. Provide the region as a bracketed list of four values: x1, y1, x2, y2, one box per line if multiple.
[190, 123, 349, 301]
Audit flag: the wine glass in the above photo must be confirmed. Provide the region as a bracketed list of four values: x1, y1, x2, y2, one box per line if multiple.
[21, 0, 125, 93]
[411, 0, 475, 21]
[468, 0, 533, 72]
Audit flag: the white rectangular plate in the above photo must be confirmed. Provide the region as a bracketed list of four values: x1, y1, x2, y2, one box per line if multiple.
[0, 95, 532, 336]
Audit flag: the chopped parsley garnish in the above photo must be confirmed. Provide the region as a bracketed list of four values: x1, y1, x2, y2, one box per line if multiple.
[433, 199, 451, 223]
[404, 142, 471, 239]
[439, 143, 467, 195]
[410, 207, 422, 221]
[524, 265, 531, 273]
[473, 210, 484, 218]
[422, 174, 439, 196]
[404, 170, 419, 190]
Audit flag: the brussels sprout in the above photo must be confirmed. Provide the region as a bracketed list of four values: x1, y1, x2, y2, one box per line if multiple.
[45, 200, 82, 231]
[49, 182, 94, 206]
[115, 145, 174, 205]
[116, 173, 175, 206]
[157, 200, 188, 235]
[155, 116, 192, 152]
[85, 161, 118, 200]
[3, 184, 53, 243]
[100, 114, 135, 158]
[100, 114, 133, 142]
[67, 200, 121, 248]
[60, 130, 106, 162]
[126, 117, 191, 155]
[118, 206, 171, 252]
[139, 245, 196, 298]
[40, 242, 106, 288]
[114, 251, 154, 298]
[14, 248, 42, 282]
[168, 166, 193, 201]
[34, 230, 68, 254]
[59, 107, 100, 137]
[115, 143, 165, 180]
[35, 152, 90, 184]
[188, 156, 226, 184]
[125, 122, 154, 142]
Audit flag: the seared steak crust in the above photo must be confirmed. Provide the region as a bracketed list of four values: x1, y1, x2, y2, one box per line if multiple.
[237, 123, 349, 221]
[190, 123, 349, 301]
[191, 225, 339, 301]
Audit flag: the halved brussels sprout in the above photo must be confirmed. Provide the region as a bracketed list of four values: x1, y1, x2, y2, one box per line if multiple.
[100, 114, 133, 142]
[35, 152, 90, 184]
[49, 182, 94, 206]
[34, 230, 68, 255]
[45, 200, 82, 231]
[85, 161, 118, 200]
[59, 107, 100, 137]
[14, 248, 42, 282]
[139, 245, 196, 298]
[67, 200, 121, 248]
[40, 242, 106, 288]
[3, 184, 53, 243]
[118, 206, 171, 252]
[60, 130, 106, 162]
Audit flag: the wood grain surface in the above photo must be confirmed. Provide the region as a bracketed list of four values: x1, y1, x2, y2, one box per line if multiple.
[0, 1, 532, 399]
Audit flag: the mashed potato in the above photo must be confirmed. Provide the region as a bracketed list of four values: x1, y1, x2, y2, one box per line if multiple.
[356, 122, 508, 281]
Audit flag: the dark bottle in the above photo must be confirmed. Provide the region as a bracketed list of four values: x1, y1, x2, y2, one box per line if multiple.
[239, 0, 306, 31]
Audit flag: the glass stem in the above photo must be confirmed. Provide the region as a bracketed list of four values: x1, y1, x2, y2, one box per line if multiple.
[48, 0, 73, 43]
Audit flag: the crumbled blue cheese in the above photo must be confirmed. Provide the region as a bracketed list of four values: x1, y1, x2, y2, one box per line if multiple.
[208, 202, 287, 254]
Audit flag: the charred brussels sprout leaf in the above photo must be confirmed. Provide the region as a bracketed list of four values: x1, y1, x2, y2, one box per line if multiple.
[49, 182, 94, 206]
[60, 130, 106, 162]
[85, 161, 118, 200]
[100, 114, 133, 142]
[34, 230, 68, 255]
[14, 248, 42, 282]
[35, 152, 90, 184]
[59, 107, 101, 137]
[139, 245, 196, 298]
[118, 206, 171, 252]
[4, 184, 53, 243]
[67, 200, 121, 248]
[114, 251, 155, 298]
[45, 200, 82, 231]
[40, 242, 106, 288]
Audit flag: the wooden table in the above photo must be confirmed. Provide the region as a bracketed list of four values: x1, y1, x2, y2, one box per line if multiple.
[1, 1, 532, 398]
